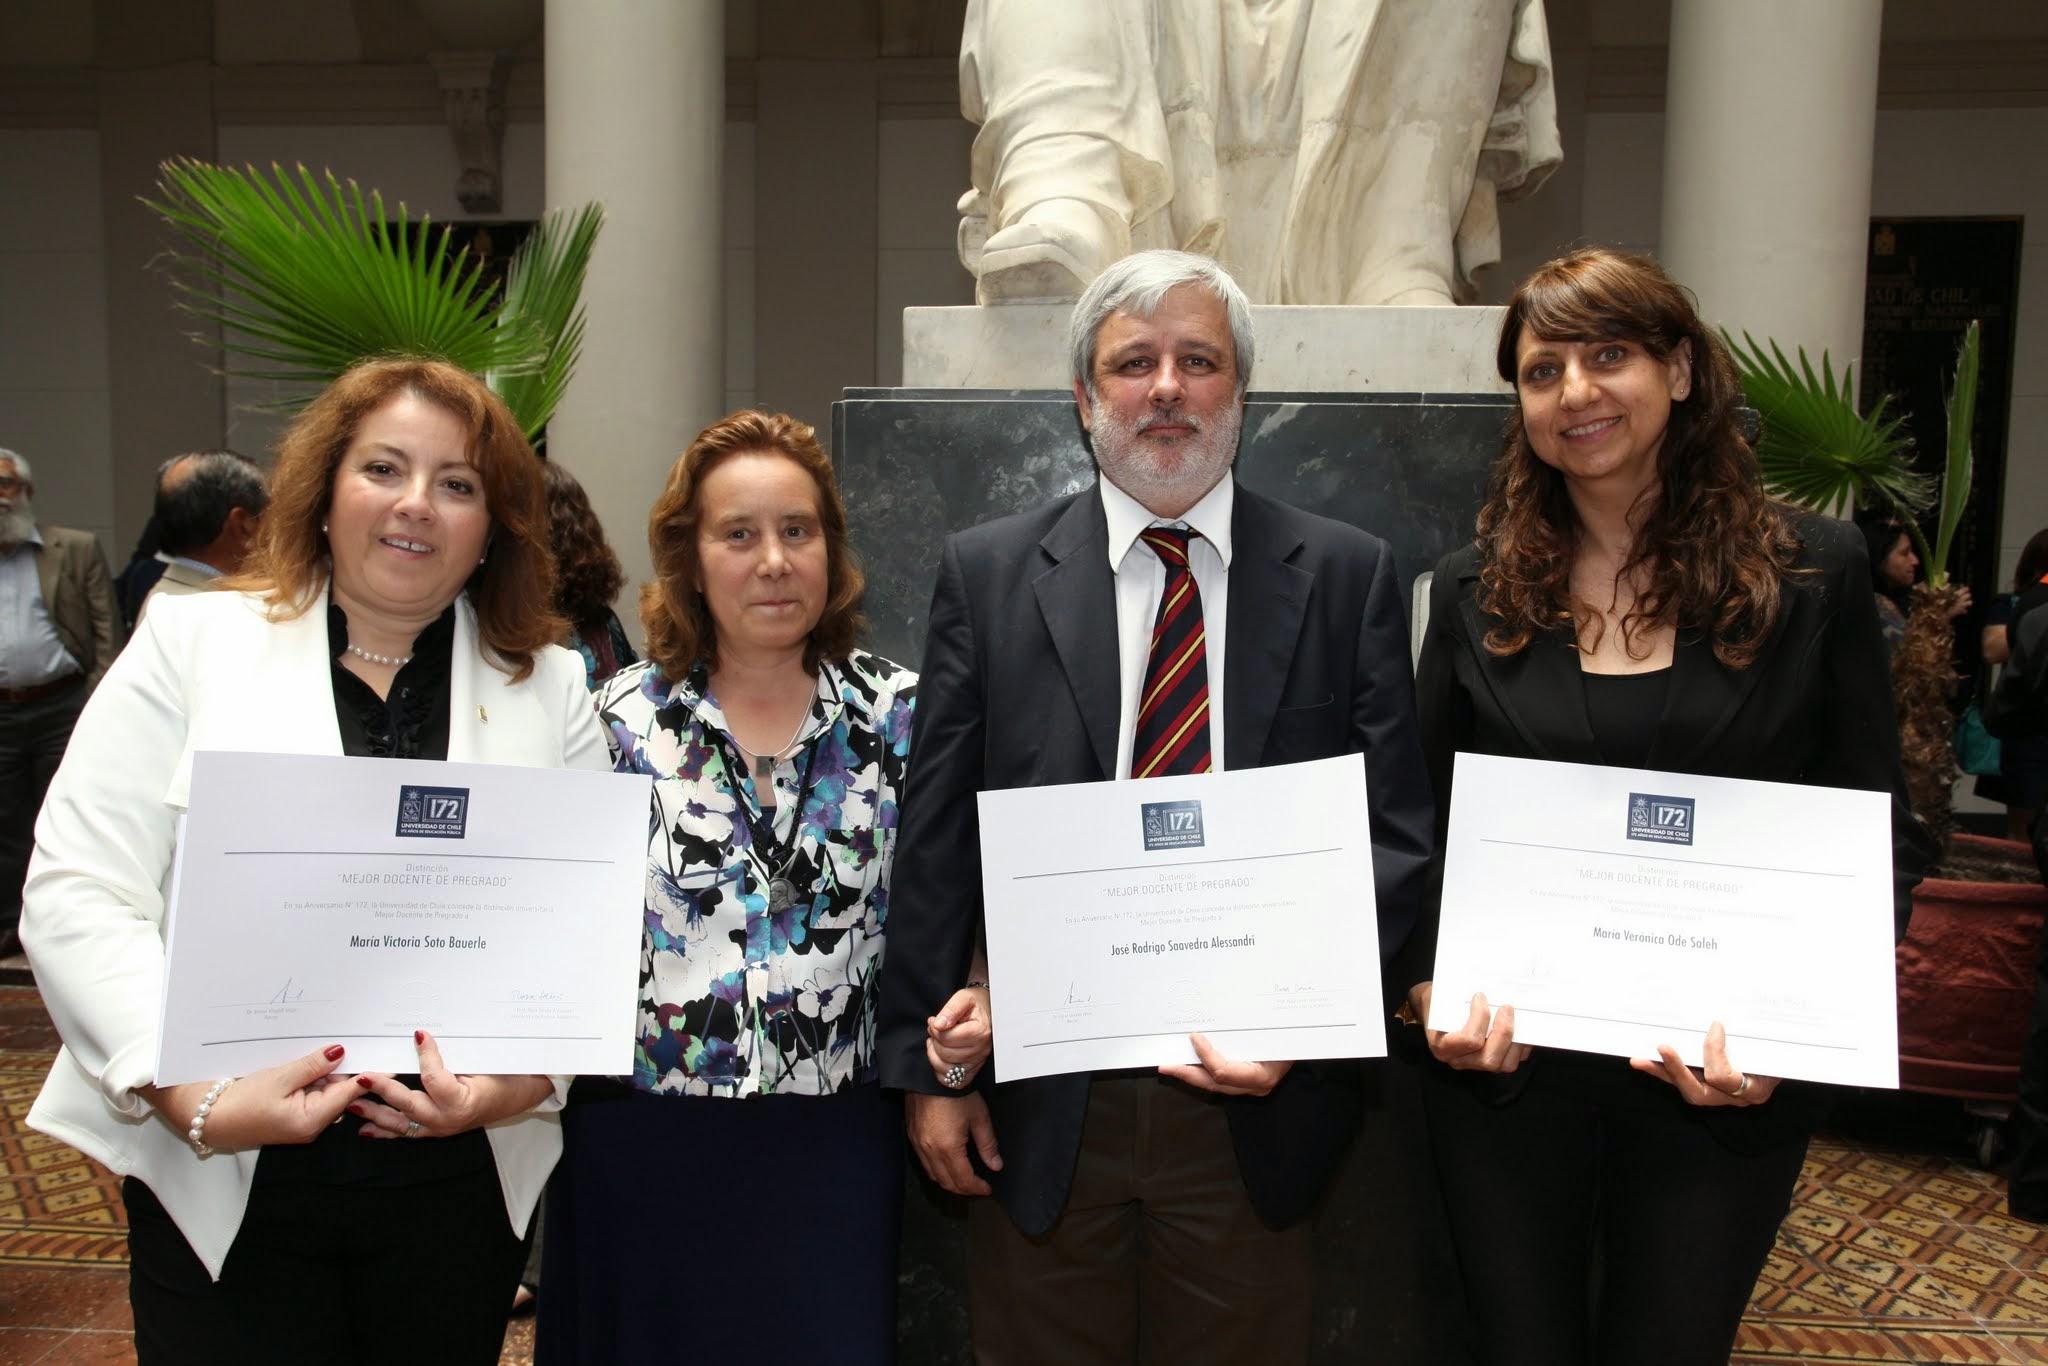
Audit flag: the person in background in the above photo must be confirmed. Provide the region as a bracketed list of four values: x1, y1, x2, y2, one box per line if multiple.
[23, 359, 605, 1364]
[137, 451, 269, 620]
[542, 458, 638, 688]
[0, 447, 121, 961]
[1406, 248, 1933, 1365]
[1981, 527, 2048, 841]
[113, 513, 169, 631]
[1860, 513, 1916, 656]
[1859, 510, 1972, 660]
[1985, 528, 2048, 1220]
[538, 410, 915, 1365]
[510, 459, 638, 1317]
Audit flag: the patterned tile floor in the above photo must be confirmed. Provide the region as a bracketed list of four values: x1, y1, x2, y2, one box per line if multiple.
[1733, 1141, 2048, 1363]
[0, 979, 2040, 1363]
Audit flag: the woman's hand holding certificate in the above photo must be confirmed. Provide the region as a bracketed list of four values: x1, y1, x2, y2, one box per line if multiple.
[1428, 754, 1899, 1089]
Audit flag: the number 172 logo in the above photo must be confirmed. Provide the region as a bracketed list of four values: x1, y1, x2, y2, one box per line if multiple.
[1141, 799, 1205, 851]
[396, 784, 470, 839]
[1627, 792, 1695, 846]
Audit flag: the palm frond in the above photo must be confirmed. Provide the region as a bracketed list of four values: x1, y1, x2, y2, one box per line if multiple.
[1724, 329, 1929, 521]
[148, 159, 544, 403]
[488, 203, 606, 442]
[1926, 320, 1981, 587]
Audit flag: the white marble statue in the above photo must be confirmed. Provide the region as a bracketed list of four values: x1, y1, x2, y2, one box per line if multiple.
[955, 0, 1561, 305]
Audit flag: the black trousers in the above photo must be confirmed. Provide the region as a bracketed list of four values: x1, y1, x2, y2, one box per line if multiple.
[1420, 1054, 1808, 1366]
[0, 681, 83, 934]
[125, 1169, 524, 1365]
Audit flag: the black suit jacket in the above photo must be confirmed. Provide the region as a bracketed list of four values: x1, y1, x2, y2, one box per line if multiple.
[1407, 510, 1935, 1145]
[877, 481, 1435, 1235]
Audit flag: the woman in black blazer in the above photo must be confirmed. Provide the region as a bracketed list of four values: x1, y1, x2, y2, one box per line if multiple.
[1403, 248, 1934, 1365]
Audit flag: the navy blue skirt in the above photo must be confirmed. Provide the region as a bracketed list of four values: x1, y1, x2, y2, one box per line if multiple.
[535, 1081, 904, 1365]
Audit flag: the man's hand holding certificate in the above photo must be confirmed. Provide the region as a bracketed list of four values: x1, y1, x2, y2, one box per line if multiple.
[1428, 753, 1899, 1088]
[976, 755, 1385, 1082]
[154, 751, 651, 1084]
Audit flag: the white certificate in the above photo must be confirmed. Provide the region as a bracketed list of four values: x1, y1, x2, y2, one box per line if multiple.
[154, 751, 652, 1085]
[977, 755, 1385, 1082]
[1428, 752, 1898, 1088]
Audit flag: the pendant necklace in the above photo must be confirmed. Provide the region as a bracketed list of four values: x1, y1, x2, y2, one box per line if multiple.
[725, 705, 822, 918]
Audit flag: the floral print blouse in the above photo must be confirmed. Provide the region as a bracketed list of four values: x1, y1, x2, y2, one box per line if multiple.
[597, 650, 916, 1097]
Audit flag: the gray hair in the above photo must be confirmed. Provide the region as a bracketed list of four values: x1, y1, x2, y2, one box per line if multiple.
[156, 450, 268, 556]
[0, 448, 30, 483]
[1066, 250, 1256, 397]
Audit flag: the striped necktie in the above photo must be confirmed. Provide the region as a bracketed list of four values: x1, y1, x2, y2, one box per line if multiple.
[1132, 527, 1211, 778]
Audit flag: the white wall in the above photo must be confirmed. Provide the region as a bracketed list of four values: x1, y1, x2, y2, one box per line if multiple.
[0, 130, 113, 553]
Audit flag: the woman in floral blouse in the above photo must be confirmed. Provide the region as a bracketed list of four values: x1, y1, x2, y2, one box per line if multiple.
[536, 411, 916, 1365]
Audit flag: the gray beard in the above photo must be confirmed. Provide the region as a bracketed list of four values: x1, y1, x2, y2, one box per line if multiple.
[1091, 401, 1242, 515]
[0, 503, 33, 547]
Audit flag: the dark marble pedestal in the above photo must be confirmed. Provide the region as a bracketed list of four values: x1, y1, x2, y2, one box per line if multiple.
[832, 385, 1500, 1366]
[834, 387, 1510, 669]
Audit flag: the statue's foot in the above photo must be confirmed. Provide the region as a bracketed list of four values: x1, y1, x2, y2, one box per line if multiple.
[976, 198, 1127, 302]
[956, 188, 990, 275]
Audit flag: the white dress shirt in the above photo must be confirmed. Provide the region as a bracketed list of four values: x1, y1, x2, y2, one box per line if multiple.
[1101, 473, 1233, 779]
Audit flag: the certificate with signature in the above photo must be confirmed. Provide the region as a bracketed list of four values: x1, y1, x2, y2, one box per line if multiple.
[1428, 752, 1899, 1087]
[977, 755, 1384, 1082]
[153, 751, 652, 1085]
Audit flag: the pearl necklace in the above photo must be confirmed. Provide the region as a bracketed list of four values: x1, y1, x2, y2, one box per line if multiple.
[345, 642, 413, 668]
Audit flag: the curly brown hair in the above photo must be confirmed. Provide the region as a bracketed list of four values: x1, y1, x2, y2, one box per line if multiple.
[640, 410, 866, 679]
[225, 357, 562, 680]
[541, 459, 626, 632]
[1479, 248, 1800, 669]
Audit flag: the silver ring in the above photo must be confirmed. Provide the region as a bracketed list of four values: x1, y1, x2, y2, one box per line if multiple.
[1733, 1073, 1752, 1099]
[404, 1119, 424, 1138]
[942, 1063, 968, 1090]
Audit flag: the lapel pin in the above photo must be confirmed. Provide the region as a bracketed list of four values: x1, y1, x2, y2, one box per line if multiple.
[478, 705, 488, 725]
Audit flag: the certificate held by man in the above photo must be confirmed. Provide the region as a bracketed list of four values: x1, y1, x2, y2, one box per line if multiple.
[1429, 752, 1899, 1087]
[154, 750, 651, 1085]
[977, 754, 1385, 1082]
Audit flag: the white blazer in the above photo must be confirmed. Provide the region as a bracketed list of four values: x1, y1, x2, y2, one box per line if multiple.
[22, 585, 611, 1279]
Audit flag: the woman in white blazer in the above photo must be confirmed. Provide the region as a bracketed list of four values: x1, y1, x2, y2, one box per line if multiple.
[23, 358, 609, 1364]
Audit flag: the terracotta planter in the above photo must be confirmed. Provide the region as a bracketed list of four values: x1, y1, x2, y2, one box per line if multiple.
[1896, 834, 2048, 1099]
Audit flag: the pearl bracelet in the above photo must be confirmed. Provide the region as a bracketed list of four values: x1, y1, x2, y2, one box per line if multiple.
[187, 1077, 235, 1157]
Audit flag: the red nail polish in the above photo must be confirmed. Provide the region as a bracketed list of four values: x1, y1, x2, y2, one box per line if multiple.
[346, 1104, 364, 1118]
[356, 1075, 374, 1088]
[324, 1044, 345, 1061]
[414, 1029, 424, 1045]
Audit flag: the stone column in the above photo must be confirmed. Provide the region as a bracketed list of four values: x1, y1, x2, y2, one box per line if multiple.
[544, 0, 724, 595]
[1659, 0, 1882, 370]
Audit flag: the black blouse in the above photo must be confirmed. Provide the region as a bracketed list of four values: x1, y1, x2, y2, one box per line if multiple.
[252, 604, 490, 1188]
[1582, 666, 1672, 772]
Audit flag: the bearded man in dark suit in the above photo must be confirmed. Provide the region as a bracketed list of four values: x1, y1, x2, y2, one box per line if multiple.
[877, 250, 1434, 1363]
[0, 447, 121, 958]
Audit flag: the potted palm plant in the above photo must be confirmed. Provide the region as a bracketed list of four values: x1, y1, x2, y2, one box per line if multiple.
[1733, 322, 2045, 1116]
[148, 157, 602, 442]
[1731, 322, 1977, 845]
